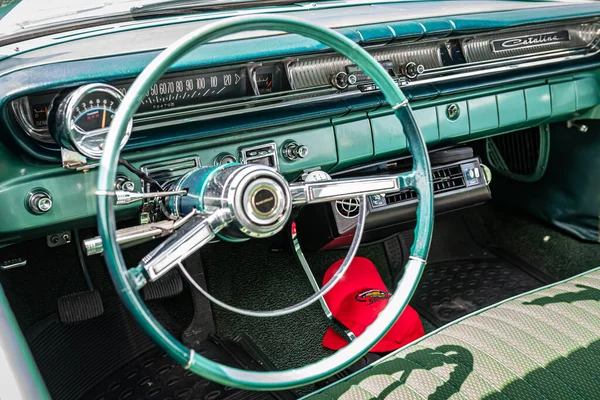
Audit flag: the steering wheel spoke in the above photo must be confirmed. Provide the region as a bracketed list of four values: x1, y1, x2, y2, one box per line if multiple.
[290, 171, 416, 205]
[139, 209, 232, 282]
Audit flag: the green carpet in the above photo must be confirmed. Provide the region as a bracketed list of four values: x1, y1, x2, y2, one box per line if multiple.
[479, 205, 600, 280]
[200, 238, 392, 394]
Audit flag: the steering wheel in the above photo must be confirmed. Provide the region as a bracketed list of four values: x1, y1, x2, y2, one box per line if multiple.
[97, 15, 433, 390]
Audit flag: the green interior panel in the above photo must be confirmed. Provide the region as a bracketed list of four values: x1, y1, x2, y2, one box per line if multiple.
[575, 77, 600, 110]
[525, 86, 552, 123]
[492, 121, 600, 242]
[331, 113, 374, 171]
[497, 90, 527, 128]
[0, 150, 140, 243]
[3, 71, 600, 242]
[551, 81, 577, 116]
[197, 125, 338, 177]
[436, 101, 469, 141]
[467, 96, 499, 133]
[413, 108, 440, 146]
[368, 111, 408, 159]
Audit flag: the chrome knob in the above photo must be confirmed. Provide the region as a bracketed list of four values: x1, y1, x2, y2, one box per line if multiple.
[115, 175, 135, 192]
[283, 141, 309, 161]
[27, 190, 52, 214]
[331, 71, 350, 90]
[401, 62, 425, 79]
[214, 153, 237, 166]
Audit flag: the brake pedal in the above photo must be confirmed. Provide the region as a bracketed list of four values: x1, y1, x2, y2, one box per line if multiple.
[57, 290, 104, 323]
[141, 269, 183, 301]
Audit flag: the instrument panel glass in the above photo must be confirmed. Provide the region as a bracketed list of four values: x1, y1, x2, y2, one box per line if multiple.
[114, 68, 248, 113]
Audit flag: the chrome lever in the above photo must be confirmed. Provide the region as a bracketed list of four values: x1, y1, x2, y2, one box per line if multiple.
[115, 189, 187, 205]
[83, 210, 198, 256]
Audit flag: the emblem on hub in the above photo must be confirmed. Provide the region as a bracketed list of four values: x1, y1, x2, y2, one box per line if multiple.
[251, 187, 278, 216]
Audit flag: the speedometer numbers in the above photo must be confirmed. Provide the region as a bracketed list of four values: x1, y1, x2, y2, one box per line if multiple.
[114, 69, 247, 113]
[51, 84, 131, 159]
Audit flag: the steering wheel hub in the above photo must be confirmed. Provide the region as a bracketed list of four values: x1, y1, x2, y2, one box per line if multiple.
[177, 163, 292, 238]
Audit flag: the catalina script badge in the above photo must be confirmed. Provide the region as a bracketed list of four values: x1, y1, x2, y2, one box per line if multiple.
[491, 30, 570, 52]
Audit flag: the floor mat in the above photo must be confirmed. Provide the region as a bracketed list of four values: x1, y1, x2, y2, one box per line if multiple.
[386, 210, 555, 327]
[83, 335, 294, 400]
[26, 295, 293, 400]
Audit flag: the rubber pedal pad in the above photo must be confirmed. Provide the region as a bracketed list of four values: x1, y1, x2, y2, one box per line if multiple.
[384, 234, 405, 281]
[141, 269, 183, 301]
[57, 290, 104, 324]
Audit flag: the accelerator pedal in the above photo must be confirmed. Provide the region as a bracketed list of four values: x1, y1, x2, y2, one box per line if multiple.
[57, 290, 104, 324]
[181, 251, 216, 348]
[141, 269, 183, 301]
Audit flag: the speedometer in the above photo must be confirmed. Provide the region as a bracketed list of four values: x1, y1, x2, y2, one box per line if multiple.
[52, 84, 132, 159]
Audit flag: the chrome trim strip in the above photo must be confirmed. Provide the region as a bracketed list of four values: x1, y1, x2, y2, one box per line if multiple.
[409, 255, 427, 265]
[95, 190, 115, 196]
[391, 99, 409, 110]
[184, 349, 195, 370]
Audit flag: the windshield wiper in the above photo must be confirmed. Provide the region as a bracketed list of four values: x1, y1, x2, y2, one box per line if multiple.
[131, 0, 303, 17]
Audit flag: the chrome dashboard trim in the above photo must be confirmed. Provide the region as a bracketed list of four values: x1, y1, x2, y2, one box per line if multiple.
[10, 19, 600, 146]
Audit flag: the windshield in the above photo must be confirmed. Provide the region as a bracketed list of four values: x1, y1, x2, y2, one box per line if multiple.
[0, 0, 555, 40]
[0, 0, 303, 37]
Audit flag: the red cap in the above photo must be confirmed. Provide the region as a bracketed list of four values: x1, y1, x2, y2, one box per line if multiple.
[322, 257, 424, 352]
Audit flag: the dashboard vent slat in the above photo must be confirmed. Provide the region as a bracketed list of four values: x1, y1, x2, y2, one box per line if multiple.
[385, 165, 467, 207]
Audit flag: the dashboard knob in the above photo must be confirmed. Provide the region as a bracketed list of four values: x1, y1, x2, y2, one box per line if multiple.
[331, 71, 350, 90]
[214, 153, 237, 166]
[401, 62, 425, 79]
[283, 141, 309, 161]
[27, 190, 52, 214]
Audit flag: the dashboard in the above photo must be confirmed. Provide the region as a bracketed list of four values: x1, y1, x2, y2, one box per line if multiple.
[1, 0, 600, 244]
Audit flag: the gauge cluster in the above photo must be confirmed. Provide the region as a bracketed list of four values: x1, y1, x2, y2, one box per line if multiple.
[16, 62, 289, 137]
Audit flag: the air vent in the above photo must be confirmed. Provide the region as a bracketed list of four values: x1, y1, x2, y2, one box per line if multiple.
[141, 156, 200, 191]
[385, 165, 467, 207]
[486, 125, 549, 182]
[336, 198, 361, 218]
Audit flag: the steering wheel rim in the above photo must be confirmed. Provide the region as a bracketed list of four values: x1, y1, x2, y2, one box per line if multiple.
[97, 14, 433, 390]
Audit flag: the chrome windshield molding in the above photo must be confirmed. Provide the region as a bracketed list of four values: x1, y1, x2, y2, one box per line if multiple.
[141, 208, 232, 282]
[290, 174, 408, 205]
